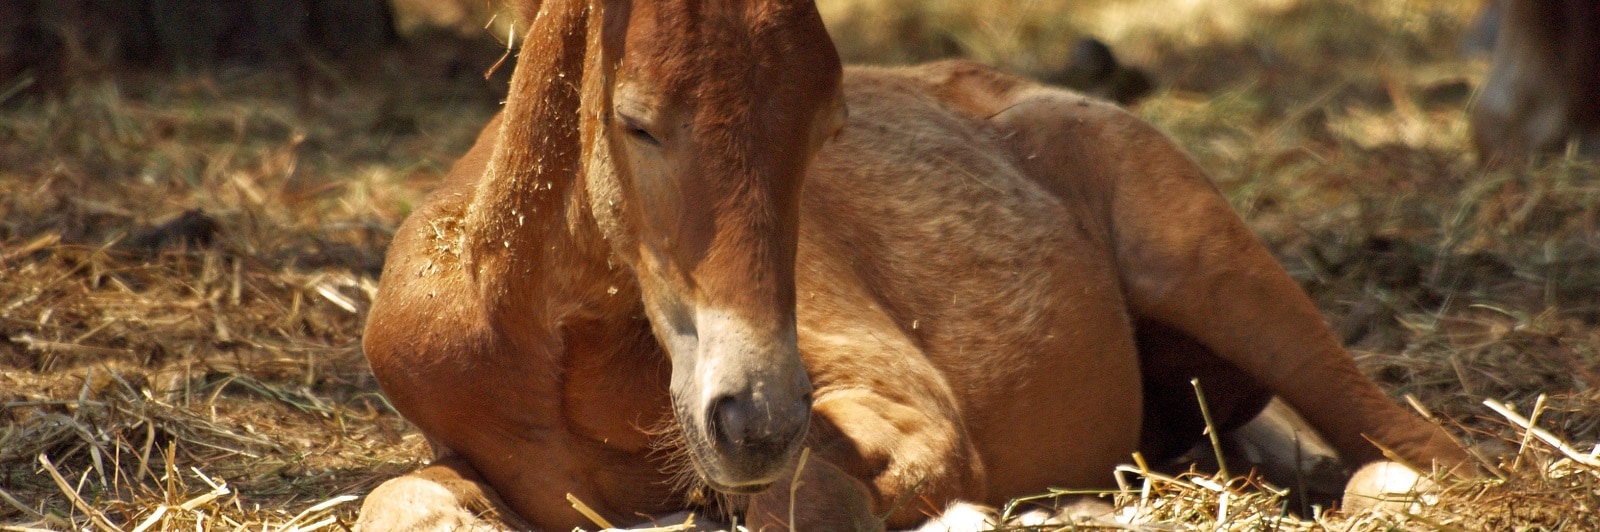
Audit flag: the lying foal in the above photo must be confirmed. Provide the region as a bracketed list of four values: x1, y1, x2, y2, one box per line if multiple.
[358, 0, 1471, 529]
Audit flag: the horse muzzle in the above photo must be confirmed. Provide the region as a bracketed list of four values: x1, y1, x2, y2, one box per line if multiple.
[698, 380, 812, 492]
[668, 310, 814, 494]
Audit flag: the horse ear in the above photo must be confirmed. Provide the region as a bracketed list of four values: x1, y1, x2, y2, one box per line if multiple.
[511, 0, 543, 27]
[463, 0, 592, 281]
[592, 0, 631, 63]
[514, 0, 621, 28]
[580, 0, 628, 200]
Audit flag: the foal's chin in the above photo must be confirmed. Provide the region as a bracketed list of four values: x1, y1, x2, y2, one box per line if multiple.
[680, 421, 801, 496]
[707, 476, 776, 496]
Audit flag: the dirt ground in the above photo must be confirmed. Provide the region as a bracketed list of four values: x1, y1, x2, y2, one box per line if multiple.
[2, 0, 1598, 530]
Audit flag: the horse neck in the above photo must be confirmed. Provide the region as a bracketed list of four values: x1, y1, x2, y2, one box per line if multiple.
[461, 0, 630, 326]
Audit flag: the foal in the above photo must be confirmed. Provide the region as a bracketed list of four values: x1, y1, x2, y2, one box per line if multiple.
[358, 0, 1470, 529]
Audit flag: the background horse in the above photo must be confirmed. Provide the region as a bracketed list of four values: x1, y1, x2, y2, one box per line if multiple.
[1471, 0, 1600, 164]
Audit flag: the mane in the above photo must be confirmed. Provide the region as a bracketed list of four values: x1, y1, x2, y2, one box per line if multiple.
[461, 0, 593, 293]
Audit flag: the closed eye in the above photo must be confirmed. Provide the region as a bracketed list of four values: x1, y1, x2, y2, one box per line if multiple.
[618, 115, 662, 147]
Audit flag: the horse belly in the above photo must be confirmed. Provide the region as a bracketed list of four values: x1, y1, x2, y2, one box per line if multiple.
[803, 100, 1144, 500]
[933, 227, 1144, 500]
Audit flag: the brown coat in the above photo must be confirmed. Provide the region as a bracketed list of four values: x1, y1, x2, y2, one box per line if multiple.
[358, 1, 1470, 530]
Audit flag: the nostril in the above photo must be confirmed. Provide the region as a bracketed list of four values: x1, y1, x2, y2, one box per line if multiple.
[707, 391, 810, 454]
[708, 394, 749, 448]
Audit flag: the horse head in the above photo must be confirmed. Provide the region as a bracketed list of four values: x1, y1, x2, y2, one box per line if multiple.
[576, 0, 846, 494]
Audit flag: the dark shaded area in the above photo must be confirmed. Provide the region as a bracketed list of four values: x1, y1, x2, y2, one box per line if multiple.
[0, 0, 512, 281]
[126, 209, 220, 254]
[1, 0, 399, 98]
[1048, 37, 1153, 106]
[1135, 319, 1271, 466]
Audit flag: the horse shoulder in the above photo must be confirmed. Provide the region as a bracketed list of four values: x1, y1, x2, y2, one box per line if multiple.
[363, 112, 557, 447]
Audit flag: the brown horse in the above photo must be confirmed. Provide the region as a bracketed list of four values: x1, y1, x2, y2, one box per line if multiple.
[1471, 0, 1600, 165]
[357, 0, 1471, 529]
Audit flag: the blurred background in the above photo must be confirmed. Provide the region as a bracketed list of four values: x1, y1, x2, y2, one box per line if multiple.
[3, 0, 1598, 529]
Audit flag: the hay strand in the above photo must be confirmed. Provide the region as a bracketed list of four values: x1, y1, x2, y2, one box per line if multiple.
[1485, 399, 1600, 469]
[568, 493, 617, 529]
[39, 454, 122, 532]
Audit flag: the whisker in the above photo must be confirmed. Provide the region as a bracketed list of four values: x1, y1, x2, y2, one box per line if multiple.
[643, 415, 746, 524]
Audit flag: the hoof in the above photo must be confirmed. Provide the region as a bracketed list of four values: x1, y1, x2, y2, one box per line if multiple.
[915, 502, 995, 532]
[356, 476, 516, 532]
[604, 511, 727, 531]
[1341, 461, 1437, 515]
[1005, 496, 1117, 528]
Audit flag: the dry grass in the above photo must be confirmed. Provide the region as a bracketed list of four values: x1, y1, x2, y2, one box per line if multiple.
[0, 56, 490, 529]
[3, 0, 1598, 530]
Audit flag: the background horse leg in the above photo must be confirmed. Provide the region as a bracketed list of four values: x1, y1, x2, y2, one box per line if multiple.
[356, 454, 528, 531]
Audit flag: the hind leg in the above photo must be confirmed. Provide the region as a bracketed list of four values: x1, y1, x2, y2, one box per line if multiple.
[356, 454, 527, 532]
[985, 88, 1469, 474]
[1103, 122, 1465, 472]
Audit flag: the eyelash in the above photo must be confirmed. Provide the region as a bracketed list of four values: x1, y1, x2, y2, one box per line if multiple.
[626, 125, 661, 146]
[617, 116, 661, 146]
